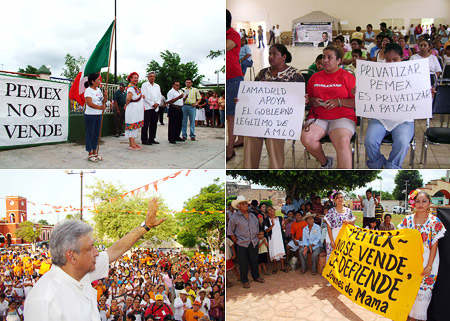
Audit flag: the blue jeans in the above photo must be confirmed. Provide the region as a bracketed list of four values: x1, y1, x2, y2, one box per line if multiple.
[182, 105, 196, 138]
[219, 110, 225, 125]
[365, 119, 414, 169]
[241, 59, 253, 76]
[84, 114, 102, 152]
[226, 76, 243, 116]
[258, 35, 265, 48]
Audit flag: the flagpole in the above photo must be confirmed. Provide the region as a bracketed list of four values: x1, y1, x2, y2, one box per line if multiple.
[96, 18, 116, 155]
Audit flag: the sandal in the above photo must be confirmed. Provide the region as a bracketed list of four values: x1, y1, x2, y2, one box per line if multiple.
[94, 154, 103, 161]
[272, 270, 278, 274]
[87, 155, 98, 162]
[243, 282, 250, 289]
[254, 278, 265, 283]
[281, 268, 288, 273]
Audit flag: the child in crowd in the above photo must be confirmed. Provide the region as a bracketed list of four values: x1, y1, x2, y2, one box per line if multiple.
[344, 49, 365, 73]
[308, 54, 323, 74]
[257, 231, 269, 276]
[443, 46, 450, 65]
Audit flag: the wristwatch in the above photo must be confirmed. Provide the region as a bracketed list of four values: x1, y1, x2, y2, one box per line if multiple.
[140, 221, 151, 231]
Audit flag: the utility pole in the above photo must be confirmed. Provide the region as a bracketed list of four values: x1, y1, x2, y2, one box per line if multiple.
[65, 170, 96, 221]
[404, 180, 410, 212]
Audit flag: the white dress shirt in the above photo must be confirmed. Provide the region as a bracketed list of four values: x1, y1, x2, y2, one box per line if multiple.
[141, 82, 162, 111]
[24, 251, 109, 321]
[167, 88, 184, 106]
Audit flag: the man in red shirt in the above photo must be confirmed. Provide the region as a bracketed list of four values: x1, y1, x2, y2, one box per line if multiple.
[145, 295, 173, 320]
[226, 9, 244, 162]
[285, 212, 307, 265]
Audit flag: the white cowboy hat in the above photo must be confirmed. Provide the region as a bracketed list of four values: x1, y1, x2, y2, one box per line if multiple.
[302, 212, 316, 221]
[231, 195, 248, 209]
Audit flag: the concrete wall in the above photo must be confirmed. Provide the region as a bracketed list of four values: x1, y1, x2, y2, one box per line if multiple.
[68, 113, 116, 142]
[228, 0, 450, 32]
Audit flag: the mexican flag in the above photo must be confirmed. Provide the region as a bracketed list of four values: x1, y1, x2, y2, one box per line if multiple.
[69, 20, 115, 106]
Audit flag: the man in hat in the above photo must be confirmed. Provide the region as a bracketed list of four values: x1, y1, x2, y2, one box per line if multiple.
[113, 82, 127, 137]
[141, 71, 162, 145]
[300, 213, 323, 275]
[227, 195, 264, 289]
[174, 289, 191, 321]
[145, 294, 174, 320]
[183, 300, 204, 321]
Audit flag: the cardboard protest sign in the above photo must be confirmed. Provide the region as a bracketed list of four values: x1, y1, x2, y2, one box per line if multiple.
[233, 81, 305, 140]
[0, 75, 69, 147]
[322, 224, 423, 321]
[355, 59, 432, 120]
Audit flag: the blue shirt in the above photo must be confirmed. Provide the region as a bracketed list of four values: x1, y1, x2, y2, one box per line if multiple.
[301, 224, 322, 251]
[370, 45, 380, 58]
[293, 198, 304, 211]
[239, 45, 252, 62]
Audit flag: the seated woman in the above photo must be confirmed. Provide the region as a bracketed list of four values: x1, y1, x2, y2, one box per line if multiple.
[243, 44, 305, 169]
[373, 35, 393, 62]
[308, 54, 323, 74]
[239, 37, 253, 76]
[301, 45, 356, 169]
[365, 43, 415, 169]
[398, 37, 412, 60]
[342, 39, 368, 65]
[410, 39, 442, 78]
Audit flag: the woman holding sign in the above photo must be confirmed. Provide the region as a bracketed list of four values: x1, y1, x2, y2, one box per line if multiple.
[301, 45, 356, 169]
[243, 44, 305, 169]
[364, 43, 415, 169]
[398, 190, 446, 321]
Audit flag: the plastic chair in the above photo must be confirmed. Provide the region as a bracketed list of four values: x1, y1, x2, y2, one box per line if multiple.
[249, 65, 256, 81]
[420, 85, 450, 167]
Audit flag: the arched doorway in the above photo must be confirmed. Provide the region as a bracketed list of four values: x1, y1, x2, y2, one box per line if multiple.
[6, 234, 11, 246]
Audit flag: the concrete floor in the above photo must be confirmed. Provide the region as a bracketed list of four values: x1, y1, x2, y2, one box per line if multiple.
[0, 116, 225, 169]
[227, 44, 450, 169]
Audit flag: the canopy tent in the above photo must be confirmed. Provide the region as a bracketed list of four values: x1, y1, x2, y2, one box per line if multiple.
[292, 11, 342, 46]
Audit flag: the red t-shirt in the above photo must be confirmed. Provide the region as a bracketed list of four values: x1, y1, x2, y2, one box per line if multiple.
[226, 28, 243, 80]
[306, 68, 356, 124]
[290, 221, 307, 239]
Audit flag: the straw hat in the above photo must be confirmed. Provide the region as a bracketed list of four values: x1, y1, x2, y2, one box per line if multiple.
[231, 195, 248, 209]
[302, 212, 316, 221]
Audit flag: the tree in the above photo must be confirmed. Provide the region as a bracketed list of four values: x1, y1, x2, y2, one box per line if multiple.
[371, 190, 395, 200]
[207, 49, 225, 73]
[61, 54, 86, 79]
[15, 221, 41, 244]
[392, 170, 423, 200]
[37, 219, 49, 225]
[176, 179, 225, 254]
[227, 170, 381, 200]
[65, 213, 82, 220]
[18, 65, 38, 77]
[146, 51, 204, 96]
[87, 180, 177, 245]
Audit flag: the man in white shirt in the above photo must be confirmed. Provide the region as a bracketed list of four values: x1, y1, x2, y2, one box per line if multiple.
[166, 81, 185, 144]
[173, 290, 192, 321]
[141, 71, 162, 145]
[24, 197, 166, 321]
[274, 24, 282, 44]
[359, 189, 375, 228]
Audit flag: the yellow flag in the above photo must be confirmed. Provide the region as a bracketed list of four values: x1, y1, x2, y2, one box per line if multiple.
[322, 224, 423, 321]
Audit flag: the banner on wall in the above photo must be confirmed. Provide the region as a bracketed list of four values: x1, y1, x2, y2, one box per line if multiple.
[322, 224, 424, 321]
[233, 81, 305, 140]
[0, 75, 69, 147]
[355, 59, 432, 120]
[293, 22, 332, 46]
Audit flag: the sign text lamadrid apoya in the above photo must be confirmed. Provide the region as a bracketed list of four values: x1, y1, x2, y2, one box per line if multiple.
[322, 224, 423, 321]
[355, 59, 432, 120]
[0, 75, 69, 147]
[233, 81, 305, 140]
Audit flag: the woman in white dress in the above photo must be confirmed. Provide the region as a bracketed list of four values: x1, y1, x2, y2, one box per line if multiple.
[265, 206, 287, 273]
[124, 72, 145, 150]
[195, 92, 206, 126]
[398, 190, 446, 321]
[410, 39, 442, 78]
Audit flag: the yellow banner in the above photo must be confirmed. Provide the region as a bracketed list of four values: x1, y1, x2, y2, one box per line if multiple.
[322, 224, 423, 321]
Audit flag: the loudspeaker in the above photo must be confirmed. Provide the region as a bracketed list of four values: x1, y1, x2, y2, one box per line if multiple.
[428, 207, 450, 321]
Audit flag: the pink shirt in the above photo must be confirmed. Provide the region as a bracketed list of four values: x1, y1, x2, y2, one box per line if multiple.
[209, 97, 219, 110]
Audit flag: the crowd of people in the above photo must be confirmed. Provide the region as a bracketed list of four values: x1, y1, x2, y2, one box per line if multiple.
[226, 189, 446, 320]
[0, 247, 225, 321]
[226, 9, 449, 169]
[83, 72, 225, 162]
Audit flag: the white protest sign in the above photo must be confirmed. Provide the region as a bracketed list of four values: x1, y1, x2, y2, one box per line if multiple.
[355, 59, 432, 120]
[0, 75, 69, 147]
[233, 81, 305, 140]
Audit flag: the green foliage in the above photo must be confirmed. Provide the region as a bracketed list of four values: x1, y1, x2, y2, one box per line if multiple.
[87, 179, 177, 244]
[15, 221, 41, 243]
[61, 54, 86, 79]
[226, 195, 237, 206]
[176, 180, 225, 254]
[100, 71, 118, 84]
[37, 219, 49, 225]
[207, 50, 225, 73]
[371, 190, 395, 200]
[18, 65, 38, 78]
[176, 230, 197, 248]
[146, 50, 204, 97]
[227, 170, 381, 200]
[65, 213, 82, 220]
[392, 170, 423, 200]
[259, 199, 273, 207]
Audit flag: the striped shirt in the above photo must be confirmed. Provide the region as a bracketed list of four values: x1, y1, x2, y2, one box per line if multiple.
[375, 204, 384, 220]
[227, 210, 259, 247]
[183, 87, 201, 105]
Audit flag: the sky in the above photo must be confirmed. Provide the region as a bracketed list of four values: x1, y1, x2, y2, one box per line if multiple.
[1, 0, 225, 85]
[227, 170, 449, 196]
[0, 169, 225, 224]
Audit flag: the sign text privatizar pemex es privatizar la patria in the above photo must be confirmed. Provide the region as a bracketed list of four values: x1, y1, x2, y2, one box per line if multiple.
[322, 224, 424, 321]
[355, 59, 432, 120]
